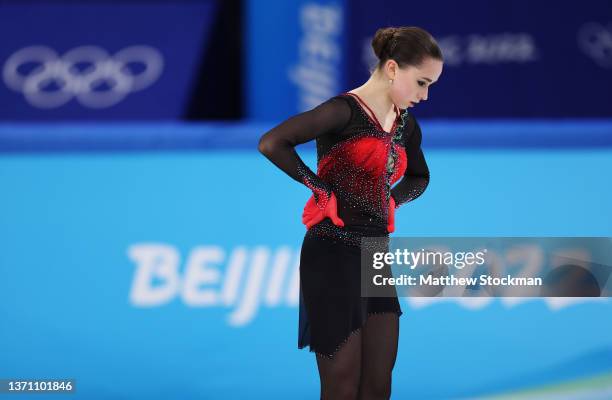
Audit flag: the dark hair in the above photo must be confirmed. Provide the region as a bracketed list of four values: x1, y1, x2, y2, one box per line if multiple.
[372, 26, 443, 69]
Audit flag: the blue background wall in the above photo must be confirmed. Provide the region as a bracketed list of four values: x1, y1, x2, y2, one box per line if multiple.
[0, 2, 218, 120]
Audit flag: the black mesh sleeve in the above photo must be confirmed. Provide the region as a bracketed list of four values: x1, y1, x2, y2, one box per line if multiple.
[258, 97, 351, 208]
[390, 117, 430, 207]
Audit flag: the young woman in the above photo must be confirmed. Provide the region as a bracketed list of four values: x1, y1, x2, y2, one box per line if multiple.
[259, 26, 443, 400]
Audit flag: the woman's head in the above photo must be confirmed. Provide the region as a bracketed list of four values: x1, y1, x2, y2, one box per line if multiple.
[371, 26, 444, 109]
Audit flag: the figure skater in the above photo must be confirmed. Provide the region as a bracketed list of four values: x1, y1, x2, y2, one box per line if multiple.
[259, 26, 443, 400]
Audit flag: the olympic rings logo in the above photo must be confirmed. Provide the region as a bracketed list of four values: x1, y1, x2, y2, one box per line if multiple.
[2, 45, 164, 109]
[578, 22, 612, 68]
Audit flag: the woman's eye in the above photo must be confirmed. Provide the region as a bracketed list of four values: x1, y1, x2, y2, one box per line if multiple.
[417, 81, 426, 87]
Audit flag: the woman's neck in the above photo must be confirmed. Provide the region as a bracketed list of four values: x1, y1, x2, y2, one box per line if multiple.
[349, 70, 396, 118]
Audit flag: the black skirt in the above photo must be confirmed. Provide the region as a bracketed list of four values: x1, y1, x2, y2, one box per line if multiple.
[297, 226, 403, 358]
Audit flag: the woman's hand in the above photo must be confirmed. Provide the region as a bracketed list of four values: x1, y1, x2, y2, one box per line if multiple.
[387, 196, 396, 233]
[302, 192, 345, 229]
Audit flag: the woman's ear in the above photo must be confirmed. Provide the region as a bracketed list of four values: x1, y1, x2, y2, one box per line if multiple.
[385, 59, 398, 80]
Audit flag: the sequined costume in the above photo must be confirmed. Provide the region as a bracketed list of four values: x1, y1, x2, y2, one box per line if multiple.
[258, 92, 430, 358]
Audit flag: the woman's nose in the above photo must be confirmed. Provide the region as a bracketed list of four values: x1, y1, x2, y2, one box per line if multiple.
[421, 88, 429, 101]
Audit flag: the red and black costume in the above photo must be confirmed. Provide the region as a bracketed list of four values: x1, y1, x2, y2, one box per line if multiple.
[259, 92, 430, 358]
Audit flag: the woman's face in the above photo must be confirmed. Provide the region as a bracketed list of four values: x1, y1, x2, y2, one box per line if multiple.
[387, 57, 443, 109]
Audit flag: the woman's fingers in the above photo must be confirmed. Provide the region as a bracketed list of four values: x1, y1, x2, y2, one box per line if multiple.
[325, 193, 344, 227]
[302, 208, 316, 220]
[330, 215, 345, 227]
[387, 222, 395, 233]
[323, 212, 344, 227]
[387, 197, 396, 233]
[304, 213, 324, 228]
[303, 192, 345, 228]
[302, 195, 318, 220]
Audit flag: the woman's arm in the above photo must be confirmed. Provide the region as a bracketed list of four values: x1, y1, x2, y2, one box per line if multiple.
[258, 97, 351, 208]
[390, 117, 430, 207]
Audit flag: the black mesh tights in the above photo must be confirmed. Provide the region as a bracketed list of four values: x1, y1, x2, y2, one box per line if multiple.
[315, 313, 399, 400]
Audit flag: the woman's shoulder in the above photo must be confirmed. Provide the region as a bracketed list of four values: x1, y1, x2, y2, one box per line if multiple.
[314, 93, 354, 111]
[326, 92, 356, 107]
[314, 94, 356, 121]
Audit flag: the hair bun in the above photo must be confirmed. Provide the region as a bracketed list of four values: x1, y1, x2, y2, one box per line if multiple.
[372, 27, 397, 60]
[370, 26, 443, 70]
